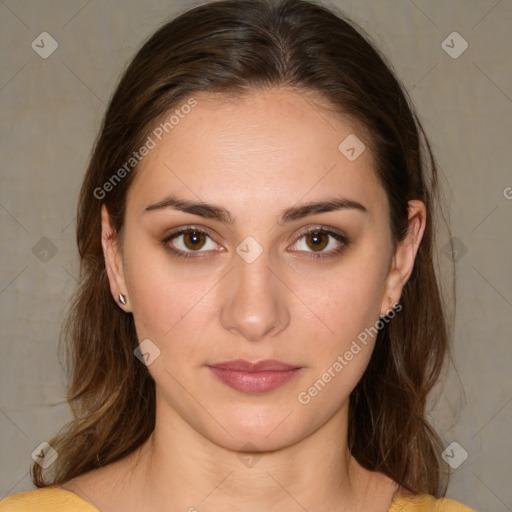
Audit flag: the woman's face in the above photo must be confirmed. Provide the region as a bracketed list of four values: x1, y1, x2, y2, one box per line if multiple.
[103, 87, 419, 451]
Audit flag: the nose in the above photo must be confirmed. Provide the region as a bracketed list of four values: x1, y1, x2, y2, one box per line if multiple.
[219, 251, 290, 342]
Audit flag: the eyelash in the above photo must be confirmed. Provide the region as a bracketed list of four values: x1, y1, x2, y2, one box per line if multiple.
[161, 226, 349, 261]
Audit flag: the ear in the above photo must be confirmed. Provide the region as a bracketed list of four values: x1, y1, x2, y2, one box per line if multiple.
[101, 204, 131, 312]
[380, 200, 426, 317]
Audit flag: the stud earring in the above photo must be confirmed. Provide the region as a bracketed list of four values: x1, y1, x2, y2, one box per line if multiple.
[118, 293, 127, 305]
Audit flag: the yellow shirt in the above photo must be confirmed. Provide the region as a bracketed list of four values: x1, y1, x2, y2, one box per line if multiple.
[0, 485, 476, 511]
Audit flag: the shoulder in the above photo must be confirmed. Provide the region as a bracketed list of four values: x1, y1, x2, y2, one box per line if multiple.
[389, 493, 477, 512]
[0, 485, 99, 512]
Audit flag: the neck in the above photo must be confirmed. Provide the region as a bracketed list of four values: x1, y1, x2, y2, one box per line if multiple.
[116, 393, 397, 512]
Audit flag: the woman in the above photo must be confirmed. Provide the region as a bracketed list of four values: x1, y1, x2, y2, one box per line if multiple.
[0, 0, 475, 510]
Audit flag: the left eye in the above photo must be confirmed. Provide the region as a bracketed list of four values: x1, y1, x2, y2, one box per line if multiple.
[289, 228, 347, 256]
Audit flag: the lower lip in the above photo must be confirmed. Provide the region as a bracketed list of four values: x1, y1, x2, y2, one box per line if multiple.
[207, 367, 302, 393]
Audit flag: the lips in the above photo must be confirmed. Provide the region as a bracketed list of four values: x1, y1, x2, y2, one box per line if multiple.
[206, 359, 303, 393]
[210, 359, 300, 372]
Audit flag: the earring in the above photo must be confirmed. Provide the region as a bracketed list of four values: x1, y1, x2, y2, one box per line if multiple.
[118, 293, 127, 305]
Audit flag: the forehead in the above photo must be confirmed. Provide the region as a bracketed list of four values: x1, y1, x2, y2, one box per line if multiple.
[126, 87, 386, 220]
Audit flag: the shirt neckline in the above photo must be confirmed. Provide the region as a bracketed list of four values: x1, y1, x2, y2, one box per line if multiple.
[52, 485, 431, 511]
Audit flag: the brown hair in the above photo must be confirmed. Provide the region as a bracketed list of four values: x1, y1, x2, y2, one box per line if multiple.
[32, 0, 455, 496]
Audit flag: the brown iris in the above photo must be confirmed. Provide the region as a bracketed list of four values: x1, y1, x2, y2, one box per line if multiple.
[305, 230, 328, 251]
[183, 230, 207, 250]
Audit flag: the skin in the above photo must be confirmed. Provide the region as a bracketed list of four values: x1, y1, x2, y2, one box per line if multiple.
[62, 87, 426, 512]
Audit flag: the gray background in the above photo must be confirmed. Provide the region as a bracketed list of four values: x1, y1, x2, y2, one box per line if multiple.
[1, 1, 511, 510]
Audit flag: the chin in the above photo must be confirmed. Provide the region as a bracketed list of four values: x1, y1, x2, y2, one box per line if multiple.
[200, 400, 315, 453]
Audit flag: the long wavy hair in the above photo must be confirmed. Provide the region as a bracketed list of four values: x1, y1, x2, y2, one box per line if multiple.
[32, 0, 455, 496]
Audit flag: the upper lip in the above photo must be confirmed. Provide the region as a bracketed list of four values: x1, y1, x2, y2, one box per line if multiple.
[207, 359, 301, 372]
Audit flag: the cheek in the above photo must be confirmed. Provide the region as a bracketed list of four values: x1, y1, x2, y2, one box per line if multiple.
[288, 257, 386, 341]
[284, 257, 388, 398]
[289, 268, 386, 410]
[123, 243, 217, 349]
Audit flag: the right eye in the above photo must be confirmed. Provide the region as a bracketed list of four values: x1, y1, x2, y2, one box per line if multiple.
[162, 227, 223, 259]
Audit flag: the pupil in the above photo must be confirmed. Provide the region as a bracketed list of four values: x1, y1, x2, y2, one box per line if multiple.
[308, 231, 327, 251]
[186, 231, 204, 249]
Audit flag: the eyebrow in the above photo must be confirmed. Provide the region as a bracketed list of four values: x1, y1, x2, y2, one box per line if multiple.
[144, 194, 367, 224]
